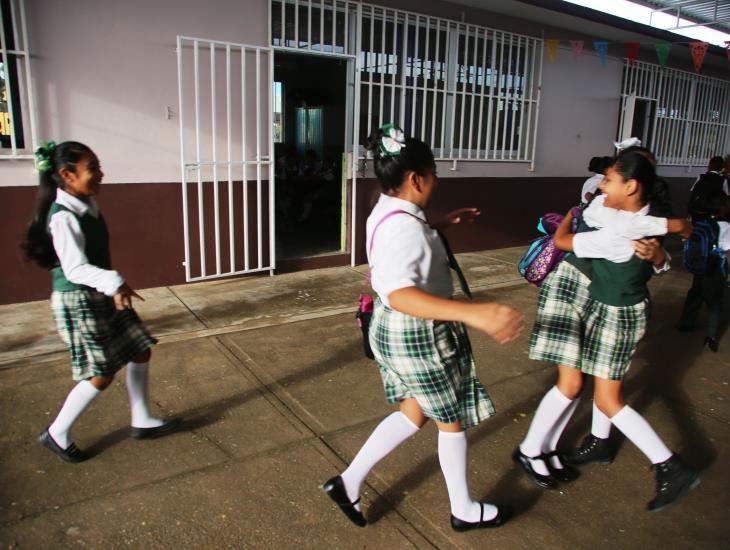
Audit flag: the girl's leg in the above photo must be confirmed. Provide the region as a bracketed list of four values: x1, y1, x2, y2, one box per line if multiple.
[338, 398, 423, 508]
[48, 375, 112, 449]
[125, 348, 165, 429]
[595, 379, 699, 511]
[436, 420, 499, 523]
[518, 366, 583, 477]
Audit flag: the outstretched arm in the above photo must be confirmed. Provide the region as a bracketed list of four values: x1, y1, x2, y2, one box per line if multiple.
[552, 209, 576, 252]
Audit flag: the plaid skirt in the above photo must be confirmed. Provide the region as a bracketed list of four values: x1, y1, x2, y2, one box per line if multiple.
[369, 299, 495, 428]
[51, 290, 157, 381]
[581, 297, 649, 380]
[529, 261, 591, 369]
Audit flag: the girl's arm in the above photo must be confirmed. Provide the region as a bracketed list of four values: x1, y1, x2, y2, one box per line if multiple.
[49, 211, 124, 296]
[552, 209, 576, 252]
[388, 287, 523, 344]
[431, 207, 480, 232]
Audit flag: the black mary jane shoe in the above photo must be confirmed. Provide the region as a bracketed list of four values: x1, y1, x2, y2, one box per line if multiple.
[322, 476, 367, 527]
[451, 503, 511, 532]
[544, 451, 580, 482]
[513, 448, 559, 489]
[38, 427, 89, 463]
[130, 418, 181, 440]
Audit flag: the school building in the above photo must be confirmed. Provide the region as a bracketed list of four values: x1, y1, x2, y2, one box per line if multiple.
[1, 0, 728, 304]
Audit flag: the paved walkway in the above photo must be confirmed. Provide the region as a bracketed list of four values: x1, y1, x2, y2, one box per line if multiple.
[0, 243, 727, 549]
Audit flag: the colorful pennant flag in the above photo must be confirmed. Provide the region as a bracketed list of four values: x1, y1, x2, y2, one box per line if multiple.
[546, 39, 560, 63]
[655, 43, 671, 67]
[593, 41, 608, 66]
[570, 40, 584, 62]
[626, 42, 640, 65]
[690, 41, 709, 73]
[725, 40, 730, 62]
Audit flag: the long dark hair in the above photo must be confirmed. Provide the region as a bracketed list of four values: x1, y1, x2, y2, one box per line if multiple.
[366, 126, 435, 193]
[21, 141, 94, 268]
[613, 151, 671, 216]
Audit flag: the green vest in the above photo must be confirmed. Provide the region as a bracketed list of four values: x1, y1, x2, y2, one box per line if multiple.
[47, 202, 112, 292]
[588, 255, 652, 307]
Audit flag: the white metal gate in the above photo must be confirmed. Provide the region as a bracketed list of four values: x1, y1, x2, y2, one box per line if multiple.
[177, 36, 274, 282]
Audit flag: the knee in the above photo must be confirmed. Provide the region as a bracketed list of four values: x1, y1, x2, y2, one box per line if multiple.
[132, 348, 152, 363]
[557, 376, 583, 399]
[89, 375, 114, 391]
[593, 395, 623, 418]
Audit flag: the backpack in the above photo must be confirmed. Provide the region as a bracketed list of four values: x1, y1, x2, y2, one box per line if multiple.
[518, 208, 581, 287]
[688, 173, 725, 219]
[683, 219, 728, 277]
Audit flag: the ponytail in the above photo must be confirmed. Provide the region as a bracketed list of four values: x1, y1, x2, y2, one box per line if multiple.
[21, 141, 93, 268]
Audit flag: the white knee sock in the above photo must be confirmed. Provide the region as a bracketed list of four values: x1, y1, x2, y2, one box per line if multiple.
[610, 406, 672, 464]
[438, 431, 497, 522]
[591, 402, 612, 439]
[341, 411, 420, 509]
[542, 397, 580, 469]
[48, 380, 101, 449]
[520, 386, 573, 475]
[126, 362, 164, 429]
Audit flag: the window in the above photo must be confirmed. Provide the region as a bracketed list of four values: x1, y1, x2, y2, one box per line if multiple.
[273, 81, 284, 142]
[0, 0, 35, 157]
[619, 60, 730, 166]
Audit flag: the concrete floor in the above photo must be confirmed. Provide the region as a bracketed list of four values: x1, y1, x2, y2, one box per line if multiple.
[0, 242, 727, 549]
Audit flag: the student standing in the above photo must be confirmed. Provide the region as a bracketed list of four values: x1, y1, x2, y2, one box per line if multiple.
[322, 125, 523, 531]
[22, 141, 178, 463]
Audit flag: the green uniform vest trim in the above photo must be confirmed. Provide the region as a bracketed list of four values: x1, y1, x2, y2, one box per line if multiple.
[564, 219, 595, 280]
[47, 202, 112, 292]
[589, 255, 652, 306]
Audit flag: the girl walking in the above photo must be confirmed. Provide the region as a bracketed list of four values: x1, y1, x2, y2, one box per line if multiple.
[22, 141, 178, 463]
[322, 125, 523, 531]
[515, 151, 699, 512]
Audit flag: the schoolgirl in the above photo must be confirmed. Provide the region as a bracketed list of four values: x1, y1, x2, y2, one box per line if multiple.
[22, 141, 178, 463]
[322, 125, 523, 531]
[516, 151, 699, 512]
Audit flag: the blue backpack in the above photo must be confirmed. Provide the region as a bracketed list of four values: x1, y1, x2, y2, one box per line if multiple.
[683, 220, 728, 276]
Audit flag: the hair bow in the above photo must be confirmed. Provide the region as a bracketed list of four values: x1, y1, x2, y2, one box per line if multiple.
[614, 137, 641, 150]
[34, 140, 57, 173]
[379, 123, 406, 157]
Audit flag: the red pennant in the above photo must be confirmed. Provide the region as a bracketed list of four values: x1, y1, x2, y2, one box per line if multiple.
[725, 40, 730, 62]
[690, 42, 709, 73]
[625, 42, 640, 65]
[570, 40, 584, 62]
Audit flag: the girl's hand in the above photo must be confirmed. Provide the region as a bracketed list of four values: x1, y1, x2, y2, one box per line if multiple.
[463, 303, 524, 344]
[432, 208, 481, 231]
[114, 283, 144, 310]
[666, 218, 692, 239]
[633, 238, 665, 266]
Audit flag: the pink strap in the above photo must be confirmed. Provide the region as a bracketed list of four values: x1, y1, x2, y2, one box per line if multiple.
[361, 209, 423, 294]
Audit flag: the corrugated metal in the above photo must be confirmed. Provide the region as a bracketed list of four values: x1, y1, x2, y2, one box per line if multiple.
[644, 0, 730, 32]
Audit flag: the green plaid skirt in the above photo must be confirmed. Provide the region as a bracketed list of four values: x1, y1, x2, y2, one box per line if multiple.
[529, 261, 591, 369]
[581, 297, 649, 380]
[369, 299, 495, 428]
[51, 290, 157, 381]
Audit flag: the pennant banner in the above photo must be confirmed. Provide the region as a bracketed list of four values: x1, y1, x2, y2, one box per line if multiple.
[626, 42, 640, 65]
[593, 41, 608, 67]
[655, 43, 671, 67]
[546, 39, 560, 63]
[570, 40, 584, 62]
[725, 40, 730, 62]
[690, 41, 709, 73]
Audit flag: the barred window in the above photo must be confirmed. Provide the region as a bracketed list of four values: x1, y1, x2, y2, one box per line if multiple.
[619, 60, 730, 166]
[0, 0, 35, 157]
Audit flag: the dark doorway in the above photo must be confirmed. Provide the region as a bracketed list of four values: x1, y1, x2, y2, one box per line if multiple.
[631, 99, 656, 151]
[273, 52, 347, 260]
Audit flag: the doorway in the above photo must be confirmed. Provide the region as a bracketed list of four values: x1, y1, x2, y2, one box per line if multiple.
[274, 52, 347, 260]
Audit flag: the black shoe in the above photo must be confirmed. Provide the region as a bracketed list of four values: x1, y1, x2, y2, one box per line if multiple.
[322, 476, 367, 527]
[564, 434, 614, 466]
[704, 337, 719, 352]
[130, 419, 181, 440]
[38, 427, 89, 463]
[647, 454, 700, 512]
[451, 504, 511, 532]
[512, 448, 558, 489]
[543, 451, 580, 482]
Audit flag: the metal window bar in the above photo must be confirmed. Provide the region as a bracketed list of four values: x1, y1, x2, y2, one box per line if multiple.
[177, 36, 274, 282]
[271, 0, 541, 163]
[0, 0, 35, 158]
[620, 59, 730, 166]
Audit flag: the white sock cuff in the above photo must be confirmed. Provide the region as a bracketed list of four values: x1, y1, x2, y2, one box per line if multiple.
[396, 412, 421, 432]
[438, 430, 466, 441]
[79, 379, 102, 396]
[610, 405, 631, 423]
[549, 385, 574, 405]
[592, 402, 612, 439]
[127, 361, 149, 371]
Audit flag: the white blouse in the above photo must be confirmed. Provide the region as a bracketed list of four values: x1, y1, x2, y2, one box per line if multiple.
[366, 194, 452, 308]
[48, 189, 125, 296]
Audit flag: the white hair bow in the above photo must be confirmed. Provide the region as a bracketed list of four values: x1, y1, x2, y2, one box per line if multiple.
[614, 137, 641, 150]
